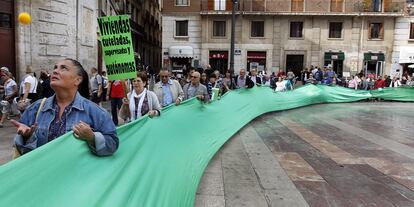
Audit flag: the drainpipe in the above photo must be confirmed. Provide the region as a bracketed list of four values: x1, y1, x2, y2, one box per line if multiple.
[358, 16, 365, 75]
[75, 0, 80, 61]
[230, 0, 238, 73]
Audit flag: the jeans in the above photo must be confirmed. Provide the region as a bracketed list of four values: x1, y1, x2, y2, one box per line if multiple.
[111, 98, 123, 126]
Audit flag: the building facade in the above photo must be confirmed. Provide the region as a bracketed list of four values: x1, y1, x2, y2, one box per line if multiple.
[101, 0, 162, 73]
[0, 0, 162, 81]
[0, 0, 99, 80]
[391, 7, 414, 78]
[162, 0, 407, 78]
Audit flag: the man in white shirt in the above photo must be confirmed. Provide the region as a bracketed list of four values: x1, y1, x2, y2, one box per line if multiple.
[20, 66, 38, 103]
[250, 68, 262, 85]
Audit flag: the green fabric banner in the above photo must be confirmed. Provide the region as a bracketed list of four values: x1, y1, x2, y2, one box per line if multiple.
[98, 15, 136, 81]
[0, 85, 413, 207]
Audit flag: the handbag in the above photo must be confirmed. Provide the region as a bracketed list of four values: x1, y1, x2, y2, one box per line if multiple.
[119, 102, 130, 121]
[13, 98, 47, 159]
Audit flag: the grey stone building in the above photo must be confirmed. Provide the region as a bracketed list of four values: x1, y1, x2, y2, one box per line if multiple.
[0, 0, 162, 81]
[162, 0, 407, 78]
[11, 0, 99, 81]
[391, 11, 414, 78]
[98, 0, 162, 73]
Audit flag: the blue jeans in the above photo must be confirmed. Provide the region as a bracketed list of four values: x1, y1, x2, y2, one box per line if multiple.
[111, 98, 123, 126]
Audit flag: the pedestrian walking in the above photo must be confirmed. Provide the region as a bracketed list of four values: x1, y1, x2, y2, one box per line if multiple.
[0, 71, 17, 128]
[107, 80, 127, 126]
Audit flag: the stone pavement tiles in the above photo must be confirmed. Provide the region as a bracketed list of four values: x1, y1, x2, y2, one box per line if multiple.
[196, 103, 414, 207]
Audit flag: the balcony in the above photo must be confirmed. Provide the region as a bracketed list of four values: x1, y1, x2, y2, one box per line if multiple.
[130, 19, 145, 37]
[201, 0, 406, 16]
[200, 0, 239, 14]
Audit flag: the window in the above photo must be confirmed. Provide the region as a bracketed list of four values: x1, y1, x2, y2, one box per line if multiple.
[291, 0, 304, 12]
[290, 22, 303, 38]
[373, 0, 382, 12]
[330, 0, 344, 12]
[176, 20, 188, 37]
[329, 22, 342, 38]
[0, 13, 11, 28]
[369, 23, 384, 39]
[251, 21, 264, 37]
[131, 5, 136, 21]
[214, 0, 226, 10]
[176, 0, 189, 6]
[213, 21, 226, 37]
[410, 23, 414, 40]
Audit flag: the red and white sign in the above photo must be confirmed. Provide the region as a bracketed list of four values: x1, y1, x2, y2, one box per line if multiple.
[209, 51, 228, 59]
[247, 52, 266, 59]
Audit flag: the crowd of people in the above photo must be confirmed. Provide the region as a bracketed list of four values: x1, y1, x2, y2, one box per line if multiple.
[298, 65, 414, 90]
[1, 60, 413, 157]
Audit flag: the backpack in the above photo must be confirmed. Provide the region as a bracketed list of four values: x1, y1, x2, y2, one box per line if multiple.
[36, 79, 43, 96]
[102, 77, 108, 88]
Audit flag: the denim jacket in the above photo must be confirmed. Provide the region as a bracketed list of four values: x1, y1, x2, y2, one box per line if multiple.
[14, 92, 119, 156]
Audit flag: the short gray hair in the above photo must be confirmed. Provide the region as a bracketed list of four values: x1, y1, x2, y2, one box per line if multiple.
[159, 68, 170, 73]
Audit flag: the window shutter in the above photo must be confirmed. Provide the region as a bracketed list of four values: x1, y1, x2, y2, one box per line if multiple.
[208, 0, 214, 10]
[291, 0, 303, 12]
[379, 23, 384, 39]
[331, 0, 344, 12]
[226, 0, 233, 11]
[384, 0, 391, 12]
[368, 23, 372, 39]
[410, 23, 414, 39]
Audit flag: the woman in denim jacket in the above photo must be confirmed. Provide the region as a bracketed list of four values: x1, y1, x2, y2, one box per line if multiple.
[12, 58, 119, 156]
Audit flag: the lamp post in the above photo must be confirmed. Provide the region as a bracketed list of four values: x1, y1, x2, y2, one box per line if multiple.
[230, 0, 238, 73]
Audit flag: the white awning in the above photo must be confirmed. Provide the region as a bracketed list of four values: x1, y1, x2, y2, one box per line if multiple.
[169, 46, 193, 58]
[399, 47, 414, 63]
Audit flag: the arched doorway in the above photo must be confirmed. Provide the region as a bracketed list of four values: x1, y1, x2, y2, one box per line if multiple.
[0, 0, 15, 76]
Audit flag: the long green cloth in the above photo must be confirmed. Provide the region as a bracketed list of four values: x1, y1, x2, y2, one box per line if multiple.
[0, 85, 413, 207]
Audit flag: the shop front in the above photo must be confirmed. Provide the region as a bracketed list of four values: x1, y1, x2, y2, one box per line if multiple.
[168, 46, 193, 75]
[247, 51, 266, 72]
[324, 52, 344, 76]
[364, 53, 384, 77]
[0, 0, 15, 76]
[209, 51, 228, 74]
[398, 49, 414, 77]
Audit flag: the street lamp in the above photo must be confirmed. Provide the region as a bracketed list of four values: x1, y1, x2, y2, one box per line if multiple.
[230, 0, 238, 73]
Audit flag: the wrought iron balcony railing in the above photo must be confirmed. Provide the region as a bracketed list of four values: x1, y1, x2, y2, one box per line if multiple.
[200, 0, 406, 14]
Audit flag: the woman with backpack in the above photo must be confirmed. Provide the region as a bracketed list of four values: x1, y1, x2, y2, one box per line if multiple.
[17, 66, 39, 112]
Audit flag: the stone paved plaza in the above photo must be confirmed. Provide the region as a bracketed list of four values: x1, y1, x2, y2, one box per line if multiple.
[195, 102, 414, 207]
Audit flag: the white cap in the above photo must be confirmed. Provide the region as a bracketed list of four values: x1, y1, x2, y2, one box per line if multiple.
[0, 67, 9, 72]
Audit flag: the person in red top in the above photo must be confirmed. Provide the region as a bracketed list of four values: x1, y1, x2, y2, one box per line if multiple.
[106, 80, 127, 126]
[276, 69, 286, 78]
[374, 76, 386, 89]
